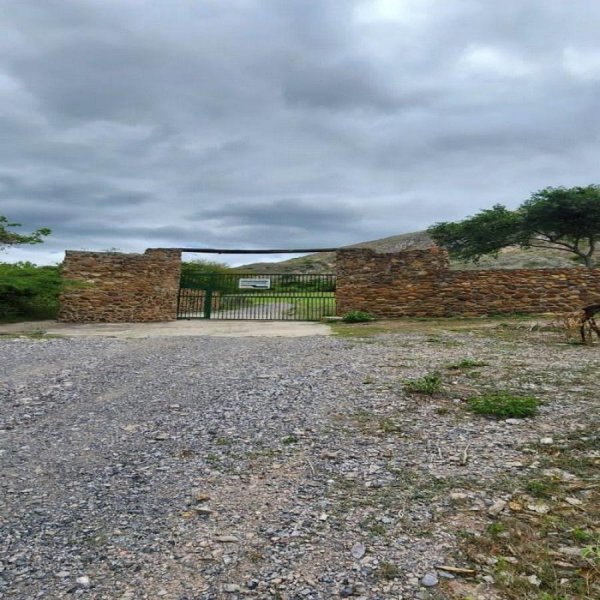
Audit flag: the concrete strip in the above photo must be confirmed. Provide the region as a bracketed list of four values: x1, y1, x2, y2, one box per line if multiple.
[0, 320, 332, 338]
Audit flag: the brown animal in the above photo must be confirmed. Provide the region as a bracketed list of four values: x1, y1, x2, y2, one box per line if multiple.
[580, 304, 600, 343]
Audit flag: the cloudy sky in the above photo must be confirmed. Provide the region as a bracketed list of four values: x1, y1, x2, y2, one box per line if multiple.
[1, 0, 599, 265]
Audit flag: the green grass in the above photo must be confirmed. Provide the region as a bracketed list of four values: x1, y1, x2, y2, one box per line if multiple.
[214, 292, 335, 321]
[403, 372, 442, 395]
[467, 392, 539, 418]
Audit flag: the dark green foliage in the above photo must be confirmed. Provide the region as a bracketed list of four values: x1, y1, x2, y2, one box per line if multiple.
[0, 262, 62, 319]
[467, 392, 539, 418]
[180, 259, 233, 278]
[0, 216, 51, 248]
[342, 310, 376, 323]
[428, 205, 522, 262]
[428, 185, 600, 267]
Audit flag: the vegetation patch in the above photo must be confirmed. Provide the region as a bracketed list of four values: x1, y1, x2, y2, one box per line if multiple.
[447, 358, 489, 370]
[403, 372, 442, 395]
[457, 428, 599, 600]
[341, 310, 376, 323]
[467, 392, 539, 419]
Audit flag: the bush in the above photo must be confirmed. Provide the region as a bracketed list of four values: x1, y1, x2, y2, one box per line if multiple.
[403, 372, 442, 395]
[0, 262, 62, 320]
[467, 392, 539, 418]
[342, 310, 376, 323]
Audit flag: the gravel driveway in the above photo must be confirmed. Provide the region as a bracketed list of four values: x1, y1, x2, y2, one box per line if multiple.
[1, 329, 598, 599]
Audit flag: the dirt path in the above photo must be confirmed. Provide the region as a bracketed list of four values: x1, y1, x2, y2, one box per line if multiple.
[0, 324, 598, 599]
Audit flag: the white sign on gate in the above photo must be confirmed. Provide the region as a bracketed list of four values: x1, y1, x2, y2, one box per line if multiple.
[238, 278, 271, 290]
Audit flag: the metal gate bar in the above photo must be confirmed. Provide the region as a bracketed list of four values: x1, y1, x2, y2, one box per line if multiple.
[177, 273, 336, 321]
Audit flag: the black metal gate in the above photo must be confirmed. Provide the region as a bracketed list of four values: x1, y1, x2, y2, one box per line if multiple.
[177, 272, 336, 321]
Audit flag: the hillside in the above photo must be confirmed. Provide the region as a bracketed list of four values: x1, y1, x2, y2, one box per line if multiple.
[237, 231, 597, 273]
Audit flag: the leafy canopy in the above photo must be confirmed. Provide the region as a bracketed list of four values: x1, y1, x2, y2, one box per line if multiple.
[428, 185, 600, 267]
[0, 216, 51, 249]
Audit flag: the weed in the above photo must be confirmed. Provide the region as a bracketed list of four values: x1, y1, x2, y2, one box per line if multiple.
[379, 418, 403, 434]
[215, 437, 232, 446]
[467, 391, 539, 418]
[447, 358, 489, 370]
[572, 528, 594, 543]
[458, 426, 599, 600]
[342, 310, 376, 323]
[378, 561, 400, 580]
[403, 372, 442, 395]
[369, 523, 387, 536]
[435, 406, 449, 415]
[282, 435, 299, 445]
[487, 522, 507, 536]
[525, 478, 561, 499]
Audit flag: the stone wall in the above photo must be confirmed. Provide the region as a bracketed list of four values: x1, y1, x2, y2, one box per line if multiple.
[58, 249, 182, 323]
[336, 248, 600, 317]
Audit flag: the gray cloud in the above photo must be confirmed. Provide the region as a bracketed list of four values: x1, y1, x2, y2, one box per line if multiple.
[1, 0, 599, 265]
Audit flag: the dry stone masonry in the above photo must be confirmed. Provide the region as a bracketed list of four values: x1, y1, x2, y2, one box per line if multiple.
[58, 249, 181, 323]
[336, 247, 600, 317]
[58, 246, 600, 323]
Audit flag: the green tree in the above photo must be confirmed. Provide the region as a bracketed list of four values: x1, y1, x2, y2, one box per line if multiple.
[0, 216, 51, 249]
[0, 216, 57, 320]
[180, 258, 233, 279]
[428, 185, 600, 267]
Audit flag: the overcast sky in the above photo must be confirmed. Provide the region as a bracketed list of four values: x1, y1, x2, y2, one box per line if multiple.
[1, 0, 599, 266]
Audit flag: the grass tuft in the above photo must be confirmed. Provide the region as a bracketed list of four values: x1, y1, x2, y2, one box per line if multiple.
[467, 392, 539, 418]
[403, 372, 442, 395]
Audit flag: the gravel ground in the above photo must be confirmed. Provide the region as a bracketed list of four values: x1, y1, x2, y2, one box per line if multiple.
[0, 328, 598, 599]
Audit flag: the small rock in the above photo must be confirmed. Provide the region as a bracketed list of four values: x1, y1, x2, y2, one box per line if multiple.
[527, 501, 550, 514]
[55, 571, 70, 578]
[558, 546, 582, 557]
[540, 437, 553, 445]
[565, 496, 583, 506]
[488, 500, 507, 516]
[76, 576, 91, 588]
[154, 432, 169, 441]
[215, 535, 240, 543]
[450, 492, 469, 502]
[437, 570, 455, 579]
[223, 583, 241, 593]
[526, 574, 541, 586]
[195, 507, 213, 515]
[505, 418, 521, 425]
[351, 542, 366, 559]
[421, 572, 438, 587]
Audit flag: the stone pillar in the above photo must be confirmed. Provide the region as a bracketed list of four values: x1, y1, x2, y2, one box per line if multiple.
[58, 248, 182, 323]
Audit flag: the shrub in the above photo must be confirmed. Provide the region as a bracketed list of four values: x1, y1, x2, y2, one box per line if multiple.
[342, 310, 376, 323]
[467, 392, 539, 418]
[0, 262, 62, 320]
[403, 372, 442, 395]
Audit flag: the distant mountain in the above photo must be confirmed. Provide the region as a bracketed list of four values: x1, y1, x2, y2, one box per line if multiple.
[236, 231, 596, 273]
